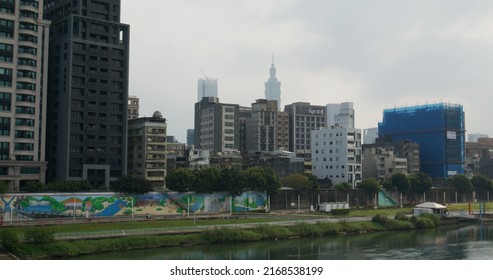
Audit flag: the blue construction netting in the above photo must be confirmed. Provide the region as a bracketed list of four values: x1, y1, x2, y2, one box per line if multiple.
[378, 103, 465, 178]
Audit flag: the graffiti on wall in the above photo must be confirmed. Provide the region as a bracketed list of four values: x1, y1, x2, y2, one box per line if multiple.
[0, 191, 267, 218]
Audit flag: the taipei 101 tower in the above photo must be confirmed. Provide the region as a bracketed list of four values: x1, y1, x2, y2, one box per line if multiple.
[264, 55, 281, 109]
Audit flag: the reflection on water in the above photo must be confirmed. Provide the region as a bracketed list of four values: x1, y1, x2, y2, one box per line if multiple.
[73, 223, 493, 260]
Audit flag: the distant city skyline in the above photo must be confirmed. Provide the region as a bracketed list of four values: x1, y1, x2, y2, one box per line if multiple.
[122, 1, 493, 142]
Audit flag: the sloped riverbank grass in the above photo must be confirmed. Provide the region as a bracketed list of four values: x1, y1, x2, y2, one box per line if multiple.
[0, 214, 441, 259]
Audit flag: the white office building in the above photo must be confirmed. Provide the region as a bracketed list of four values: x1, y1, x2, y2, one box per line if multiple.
[311, 102, 362, 188]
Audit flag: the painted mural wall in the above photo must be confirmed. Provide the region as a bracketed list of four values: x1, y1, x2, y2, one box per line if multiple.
[0, 191, 267, 219]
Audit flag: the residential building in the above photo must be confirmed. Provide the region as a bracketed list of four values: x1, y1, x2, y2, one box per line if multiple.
[311, 127, 362, 187]
[465, 138, 493, 178]
[128, 95, 139, 120]
[0, 0, 50, 191]
[245, 150, 304, 178]
[468, 133, 489, 143]
[311, 102, 362, 187]
[378, 103, 465, 181]
[188, 147, 210, 170]
[363, 127, 378, 145]
[238, 106, 251, 152]
[197, 77, 217, 102]
[264, 55, 281, 109]
[127, 111, 166, 190]
[210, 150, 243, 170]
[362, 140, 419, 183]
[327, 102, 354, 129]
[44, 0, 130, 188]
[285, 102, 326, 158]
[194, 97, 239, 153]
[247, 99, 283, 151]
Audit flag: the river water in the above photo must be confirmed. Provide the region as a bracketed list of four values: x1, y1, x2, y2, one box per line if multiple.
[74, 223, 493, 260]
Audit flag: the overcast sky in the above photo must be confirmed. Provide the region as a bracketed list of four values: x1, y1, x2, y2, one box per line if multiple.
[121, 0, 493, 142]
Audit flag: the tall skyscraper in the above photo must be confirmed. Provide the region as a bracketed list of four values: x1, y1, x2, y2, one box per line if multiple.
[197, 77, 217, 101]
[0, 0, 50, 191]
[44, 0, 130, 188]
[264, 55, 281, 109]
[378, 103, 465, 180]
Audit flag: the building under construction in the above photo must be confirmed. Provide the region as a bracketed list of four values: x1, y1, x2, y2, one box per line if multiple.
[378, 103, 465, 180]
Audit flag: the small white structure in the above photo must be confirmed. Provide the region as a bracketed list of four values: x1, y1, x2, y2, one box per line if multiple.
[319, 202, 349, 212]
[413, 202, 447, 216]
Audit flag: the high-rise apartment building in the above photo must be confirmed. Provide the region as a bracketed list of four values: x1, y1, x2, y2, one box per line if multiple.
[194, 97, 239, 153]
[311, 102, 361, 187]
[44, 0, 130, 188]
[311, 127, 362, 187]
[264, 56, 281, 109]
[0, 0, 50, 191]
[378, 103, 465, 180]
[127, 95, 139, 120]
[284, 102, 326, 158]
[238, 106, 251, 152]
[127, 111, 166, 190]
[197, 77, 217, 102]
[247, 99, 288, 152]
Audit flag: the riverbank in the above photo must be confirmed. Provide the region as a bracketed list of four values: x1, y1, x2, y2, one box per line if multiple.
[1, 213, 444, 260]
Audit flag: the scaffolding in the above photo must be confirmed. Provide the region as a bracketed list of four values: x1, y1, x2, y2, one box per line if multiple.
[378, 103, 465, 179]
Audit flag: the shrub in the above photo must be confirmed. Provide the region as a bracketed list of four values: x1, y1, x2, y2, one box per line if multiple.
[23, 227, 55, 244]
[255, 225, 291, 240]
[0, 229, 21, 253]
[372, 214, 392, 226]
[420, 213, 440, 226]
[394, 212, 410, 221]
[410, 214, 439, 229]
[331, 209, 350, 215]
[202, 228, 260, 244]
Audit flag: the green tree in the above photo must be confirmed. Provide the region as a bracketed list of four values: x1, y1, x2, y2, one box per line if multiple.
[447, 174, 472, 193]
[165, 168, 195, 192]
[110, 175, 153, 194]
[357, 178, 381, 194]
[357, 178, 381, 206]
[410, 172, 433, 194]
[384, 173, 411, 193]
[193, 167, 220, 193]
[219, 168, 244, 195]
[0, 181, 8, 194]
[23, 181, 45, 192]
[471, 174, 493, 191]
[280, 174, 310, 190]
[333, 182, 351, 191]
[306, 174, 320, 192]
[241, 166, 281, 195]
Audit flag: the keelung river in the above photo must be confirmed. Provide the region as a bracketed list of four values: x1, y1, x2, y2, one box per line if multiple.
[72, 222, 493, 260]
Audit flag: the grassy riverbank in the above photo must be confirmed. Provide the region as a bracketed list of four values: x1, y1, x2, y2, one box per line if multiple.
[0, 213, 440, 259]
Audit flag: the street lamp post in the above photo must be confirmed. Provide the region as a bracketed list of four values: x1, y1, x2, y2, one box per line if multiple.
[131, 196, 134, 220]
[73, 198, 76, 222]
